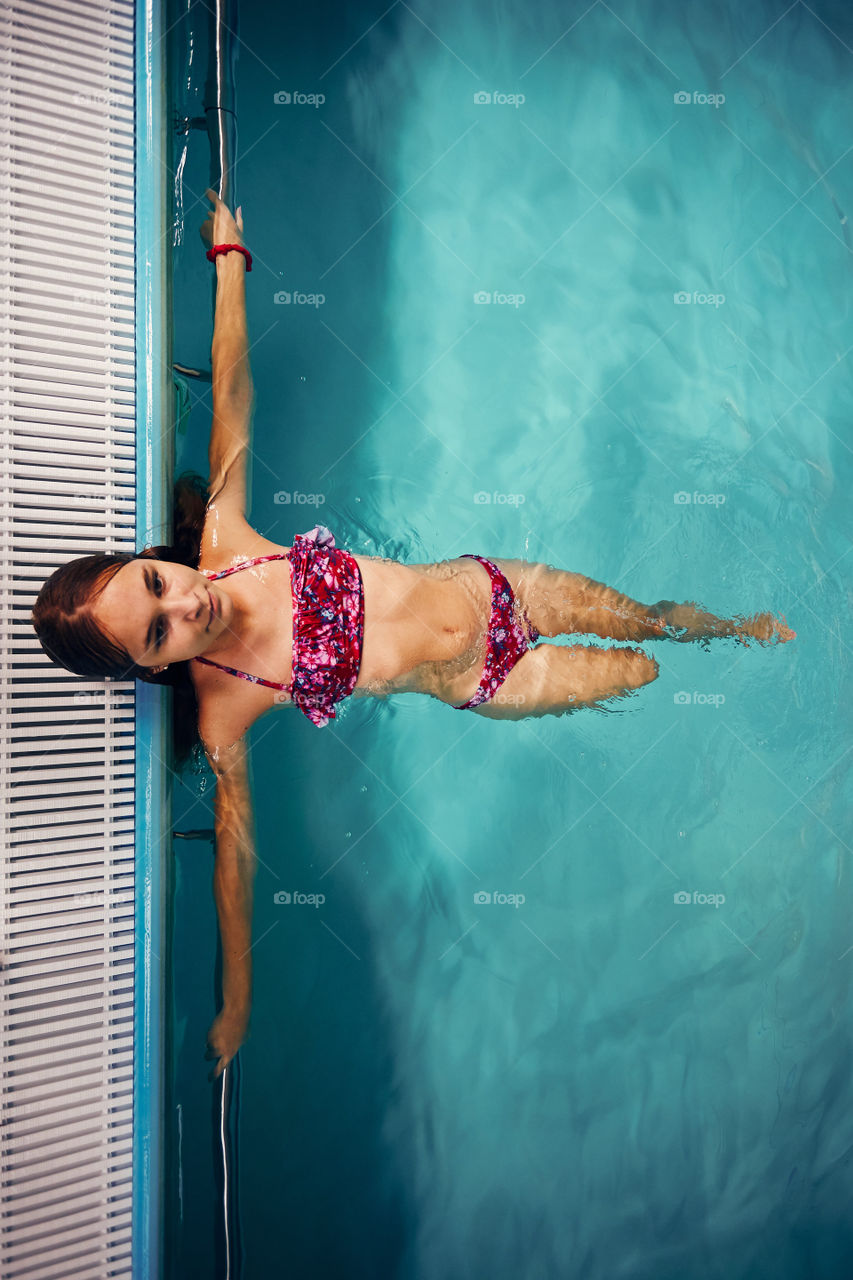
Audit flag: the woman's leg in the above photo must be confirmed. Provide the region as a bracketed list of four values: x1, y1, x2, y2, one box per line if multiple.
[488, 558, 671, 642]
[652, 599, 795, 644]
[491, 559, 794, 646]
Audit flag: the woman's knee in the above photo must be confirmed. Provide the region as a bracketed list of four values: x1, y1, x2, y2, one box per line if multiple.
[621, 646, 659, 688]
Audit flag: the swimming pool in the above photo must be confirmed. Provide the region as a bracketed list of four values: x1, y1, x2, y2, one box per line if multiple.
[165, 0, 853, 1275]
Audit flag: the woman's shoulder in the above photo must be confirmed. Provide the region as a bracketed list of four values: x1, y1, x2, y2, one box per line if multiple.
[196, 516, 290, 576]
[193, 657, 278, 758]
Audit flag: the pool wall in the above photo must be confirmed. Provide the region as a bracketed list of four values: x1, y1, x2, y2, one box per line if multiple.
[133, 0, 173, 1277]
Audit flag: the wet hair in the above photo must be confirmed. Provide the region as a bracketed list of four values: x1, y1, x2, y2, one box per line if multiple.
[30, 470, 211, 771]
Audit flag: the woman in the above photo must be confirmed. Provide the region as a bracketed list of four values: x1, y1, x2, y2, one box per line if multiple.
[31, 190, 795, 1078]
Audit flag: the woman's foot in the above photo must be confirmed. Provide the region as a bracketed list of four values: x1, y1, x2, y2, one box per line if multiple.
[733, 612, 796, 646]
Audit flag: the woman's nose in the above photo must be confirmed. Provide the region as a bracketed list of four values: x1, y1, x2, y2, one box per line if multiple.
[171, 593, 206, 620]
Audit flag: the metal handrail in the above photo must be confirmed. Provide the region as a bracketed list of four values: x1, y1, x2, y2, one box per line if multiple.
[204, 0, 240, 211]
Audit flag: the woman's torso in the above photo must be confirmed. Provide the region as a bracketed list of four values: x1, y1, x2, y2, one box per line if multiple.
[190, 529, 492, 738]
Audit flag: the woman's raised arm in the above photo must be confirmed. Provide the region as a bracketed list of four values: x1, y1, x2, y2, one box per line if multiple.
[200, 190, 254, 464]
[211, 248, 253, 405]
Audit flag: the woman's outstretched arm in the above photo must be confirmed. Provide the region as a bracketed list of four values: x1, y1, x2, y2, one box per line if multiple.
[203, 732, 257, 1080]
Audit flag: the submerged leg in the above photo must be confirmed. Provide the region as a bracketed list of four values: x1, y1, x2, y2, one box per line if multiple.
[651, 600, 796, 646]
[489, 560, 673, 643]
[490, 560, 795, 647]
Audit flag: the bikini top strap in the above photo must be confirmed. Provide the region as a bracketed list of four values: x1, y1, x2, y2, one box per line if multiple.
[193, 653, 292, 693]
[194, 552, 293, 690]
[200, 551, 291, 581]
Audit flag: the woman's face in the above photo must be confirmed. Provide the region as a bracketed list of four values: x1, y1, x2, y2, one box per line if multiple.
[91, 558, 232, 669]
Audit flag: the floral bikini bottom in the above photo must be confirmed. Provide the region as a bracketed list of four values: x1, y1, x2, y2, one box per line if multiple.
[453, 554, 540, 710]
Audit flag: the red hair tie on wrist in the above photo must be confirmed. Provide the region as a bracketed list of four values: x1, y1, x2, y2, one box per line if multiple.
[206, 243, 253, 272]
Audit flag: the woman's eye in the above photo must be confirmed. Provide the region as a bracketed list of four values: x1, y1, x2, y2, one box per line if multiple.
[154, 574, 165, 647]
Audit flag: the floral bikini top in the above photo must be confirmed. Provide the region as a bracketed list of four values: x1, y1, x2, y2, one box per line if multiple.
[194, 524, 365, 729]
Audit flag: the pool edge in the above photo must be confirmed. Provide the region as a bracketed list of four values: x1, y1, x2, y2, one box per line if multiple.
[134, 0, 173, 1277]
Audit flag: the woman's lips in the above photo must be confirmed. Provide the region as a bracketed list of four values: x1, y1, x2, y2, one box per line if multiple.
[208, 589, 216, 627]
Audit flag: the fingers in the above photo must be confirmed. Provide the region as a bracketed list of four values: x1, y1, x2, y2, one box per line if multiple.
[202, 188, 244, 242]
[204, 187, 242, 216]
[205, 1042, 224, 1078]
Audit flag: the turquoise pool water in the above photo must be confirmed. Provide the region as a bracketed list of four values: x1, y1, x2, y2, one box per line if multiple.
[167, 0, 853, 1275]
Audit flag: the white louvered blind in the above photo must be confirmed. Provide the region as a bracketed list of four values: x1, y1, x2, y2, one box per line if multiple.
[0, 1, 138, 1277]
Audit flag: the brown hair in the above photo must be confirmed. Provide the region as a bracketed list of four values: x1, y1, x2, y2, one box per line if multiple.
[30, 471, 211, 771]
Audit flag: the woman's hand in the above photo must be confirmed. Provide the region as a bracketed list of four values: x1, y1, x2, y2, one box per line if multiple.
[200, 187, 245, 253]
[205, 1002, 250, 1081]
